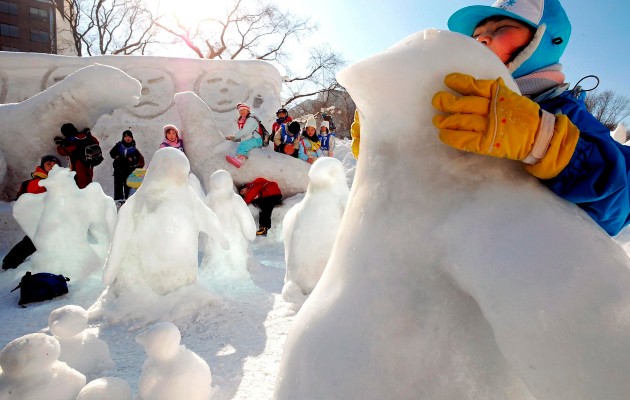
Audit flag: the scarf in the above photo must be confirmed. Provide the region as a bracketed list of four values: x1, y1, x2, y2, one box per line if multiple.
[161, 138, 183, 150]
[303, 133, 321, 152]
[514, 64, 566, 98]
[238, 116, 248, 129]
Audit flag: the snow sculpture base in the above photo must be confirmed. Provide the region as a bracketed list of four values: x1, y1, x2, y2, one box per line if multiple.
[274, 29, 630, 400]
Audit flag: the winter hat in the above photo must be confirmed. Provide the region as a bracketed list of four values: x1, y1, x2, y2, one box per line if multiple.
[163, 124, 179, 137]
[237, 103, 251, 112]
[320, 121, 330, 130]
[122, 129, 133, 139]
[40, 154, 61, 168]
[60, 123, 79, 137]
[305, 117, 317, 129]
[288, 121, 301, 135]
[276, 108, 288, 115]
[448, 0, 571, 78]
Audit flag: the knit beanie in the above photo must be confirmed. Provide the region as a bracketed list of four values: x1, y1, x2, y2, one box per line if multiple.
[163, 124, 179, 137]
[122, 130, 133, 139]
[305, 117, 317, 129]
[288, 121, 301, 135]
[320, 121, 330, 130]
[40, 155, 62, 168]
[60, 123, 79, 138]
[237, 103, 251, 112]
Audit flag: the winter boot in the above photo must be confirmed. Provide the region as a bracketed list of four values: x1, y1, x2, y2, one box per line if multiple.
[256, 227, 269, 236]
[226, 155, 245, 168]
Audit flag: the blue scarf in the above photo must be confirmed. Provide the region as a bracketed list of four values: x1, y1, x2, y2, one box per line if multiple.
[115, 141, 138, 157]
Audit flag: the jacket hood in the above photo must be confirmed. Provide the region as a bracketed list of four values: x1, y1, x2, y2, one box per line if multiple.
[448, 0, 571, 78]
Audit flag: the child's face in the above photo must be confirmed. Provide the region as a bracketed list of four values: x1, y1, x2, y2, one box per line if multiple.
[320, 127, 327, 134]
[472, 18, 534, 64]
[239, 108, 249, 117]
[239, 187, 248, 196]
[43, 160, 57, 172]
[306, 127, 316, 136]
[166, 129, 177, 141]
[123, 135, 133, 143]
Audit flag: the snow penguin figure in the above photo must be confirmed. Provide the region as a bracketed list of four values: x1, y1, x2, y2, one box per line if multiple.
[99, 147, 228, 322]
[274, 29, 630, 400]
[203, 169, 256, 279]
[282, 157, 349, 307]
[135, 322, 212, 400]
[0, 333, 86, 400]
[12, 165, 117, 279]
[48, 305, 114, 380]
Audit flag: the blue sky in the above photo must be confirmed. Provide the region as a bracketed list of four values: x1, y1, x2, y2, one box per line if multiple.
[284, 0, 630, 100]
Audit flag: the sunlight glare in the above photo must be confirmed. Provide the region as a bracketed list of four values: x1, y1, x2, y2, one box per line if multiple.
[159, 0, 230, 27]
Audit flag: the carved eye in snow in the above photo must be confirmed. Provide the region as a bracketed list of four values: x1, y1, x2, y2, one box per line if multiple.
[195, 68, 251, 113]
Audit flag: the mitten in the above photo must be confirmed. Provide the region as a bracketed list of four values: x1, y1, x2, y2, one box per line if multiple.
[432, 73, 579, 179]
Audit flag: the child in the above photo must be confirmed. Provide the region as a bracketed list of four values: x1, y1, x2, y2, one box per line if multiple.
[2, 155, 60, 270]
[272, 108, 293, 152]
[274, 121, 301, 157]
[318, 121, 335, 157]
[239, 178, 283, 236]
[109, 130, 145, 206]
[432, 0, 630, 236]
[298, 117, 324, 164]
[160, 124, 184, 152]
[54, 123, 100, 189]
[225, 103, 263, 168]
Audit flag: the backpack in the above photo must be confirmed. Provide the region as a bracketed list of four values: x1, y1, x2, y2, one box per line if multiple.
[251, 116, 270, 147]
[76, 130, 104, 167]
[10, 271, 70, 307]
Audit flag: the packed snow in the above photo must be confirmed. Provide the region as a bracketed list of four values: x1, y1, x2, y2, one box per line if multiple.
[0, 27, 629, 400]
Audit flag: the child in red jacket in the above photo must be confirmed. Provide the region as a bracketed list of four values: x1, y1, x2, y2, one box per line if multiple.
[239, 178, 283, 236]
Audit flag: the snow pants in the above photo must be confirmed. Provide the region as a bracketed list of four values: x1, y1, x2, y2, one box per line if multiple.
[254, 195, 282, 229]
[2, 236, 36, 269]
[236, 136, 263, 156]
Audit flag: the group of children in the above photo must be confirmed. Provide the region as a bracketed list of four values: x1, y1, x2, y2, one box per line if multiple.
[226, 104, 335, 168]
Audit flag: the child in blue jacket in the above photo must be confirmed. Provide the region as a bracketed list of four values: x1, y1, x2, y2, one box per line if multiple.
[432, 0, 630, 235]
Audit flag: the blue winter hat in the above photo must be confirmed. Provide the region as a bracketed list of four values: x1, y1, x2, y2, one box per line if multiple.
[448, 0, 571, 78]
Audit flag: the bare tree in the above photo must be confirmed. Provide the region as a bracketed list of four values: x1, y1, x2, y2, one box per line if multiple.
[155, 0, 345, 107]
[49, 0, 158, 56]
[584, 89, 630, 131]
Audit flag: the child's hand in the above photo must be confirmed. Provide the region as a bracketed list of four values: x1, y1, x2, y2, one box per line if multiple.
[432, 73, 579, 179]
[225, 135, 235, 141]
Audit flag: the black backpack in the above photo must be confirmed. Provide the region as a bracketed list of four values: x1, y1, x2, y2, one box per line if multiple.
[251, 116, 271, 147]
[77, 130, 104, 167]
[10, 271, 70, 307]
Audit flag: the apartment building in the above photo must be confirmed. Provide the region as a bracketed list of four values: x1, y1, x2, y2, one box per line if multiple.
[0, 0, 64, 54]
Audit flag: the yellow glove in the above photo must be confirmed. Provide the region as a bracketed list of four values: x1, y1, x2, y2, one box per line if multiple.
[432, 73, 579, 179]
[350, 110, 360, 159]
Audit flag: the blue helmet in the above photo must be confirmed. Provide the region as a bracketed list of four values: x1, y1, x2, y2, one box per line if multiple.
[448, 0, 571, 78]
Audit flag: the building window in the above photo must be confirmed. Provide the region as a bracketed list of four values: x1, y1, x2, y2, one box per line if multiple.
[1, 46, 20, 52]
[0, 1, 18, 16]
[30, 29, 49, 43]
[29, 6, 50, 22]
[0, 23, 19, 38]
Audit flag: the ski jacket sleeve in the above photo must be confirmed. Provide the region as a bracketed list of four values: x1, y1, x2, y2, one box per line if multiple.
[539, 92, 630, 235]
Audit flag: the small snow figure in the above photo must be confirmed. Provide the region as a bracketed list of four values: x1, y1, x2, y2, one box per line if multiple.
[97, 148, 228, 323]
[203, 169, 256, 279]
[283, 157, 349, 302]
[136, 322, 212, 400]
[0, 333, 85, 400]
[12, 165, 117, 279]
[75, 377, 132, 400]
[48, 305, 114, 380]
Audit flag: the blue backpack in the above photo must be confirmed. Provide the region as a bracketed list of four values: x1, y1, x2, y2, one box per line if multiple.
[10, 271, 70, 307]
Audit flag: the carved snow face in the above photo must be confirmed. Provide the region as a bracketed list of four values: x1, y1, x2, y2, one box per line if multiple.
[124, 67, 175, 119]
[196, 68, 251, 113]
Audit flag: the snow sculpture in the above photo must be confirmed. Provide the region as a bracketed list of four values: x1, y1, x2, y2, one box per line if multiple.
[75, 377, 133, 400]
[48, 305, 114, 379]
[173, 91, 309, 197]
[136, 322, 212, 400]
[0, 333, 85, 400]
[203, 169, 256, 278]
[274, 29, 630, 400]
[95, 148, 228, 324]
[0, 63, 140, 199]
[282, 157, 349, 306]
[611, 122, 627, 144]
[12, 166, 117, 279]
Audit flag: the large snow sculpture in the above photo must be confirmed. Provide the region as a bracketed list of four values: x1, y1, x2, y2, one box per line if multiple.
[0, 63, 140, 199]
[274, 29, 630, 400]
[13, 166, 117, 279]
[282, 157, 349, 307]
